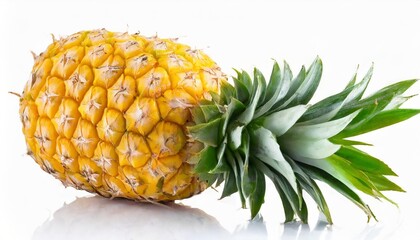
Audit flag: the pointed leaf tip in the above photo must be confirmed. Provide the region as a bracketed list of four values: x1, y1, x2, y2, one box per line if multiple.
[250, 127, 298, 193]
[263, 105, 309, 136]
[188, 118, 221, 147]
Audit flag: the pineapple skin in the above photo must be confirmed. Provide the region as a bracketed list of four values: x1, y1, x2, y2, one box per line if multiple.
[19, 29, 225, 201]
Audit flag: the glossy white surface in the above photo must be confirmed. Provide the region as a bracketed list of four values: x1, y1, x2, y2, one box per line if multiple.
[1, 1, 420, 239]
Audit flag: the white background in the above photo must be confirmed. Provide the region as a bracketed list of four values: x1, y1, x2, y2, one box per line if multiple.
[1, 1, 420, 239]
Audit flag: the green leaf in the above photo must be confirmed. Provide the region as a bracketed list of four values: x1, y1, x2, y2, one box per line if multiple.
[221, 170, 238, 199]
[188, 118, 221, 147]
[262, 105, 308, 136]
[329, 138, 373, 146]
[250, 127, 298, 193]
[295, 57, 323, 105]
[190, 106, 206, 124]
[249, 168, 266, 219]
[198, 172, 219, 185]
[278, 186, 295, 222]
[352, 64, 374, 100]
[286, 155, 333, 224]
[279, 57, 323, 108]
[365, 78, 417, 101]
[240, 132, 254, 208]
[215, 174, 225, 187]
[284, 110, 359, 140]
[285, 66, 306, 101]
[254, 61, 288, 118]
[298, 175, 332, 223]
[338, 109, 420, 138]
[299, 197, 309, 224]
[264, 61, 282, 103]
[233, 75, 250, 103]
[344, 67, 358, 89]
[280, 138, 340, 160]
[220, 80, 236, 105]
[222, 98, 246, 134]
[218, 116, 227, 144]
[194, 146, 218, 173]
[270, 64, 301, 111]
[254, 160, 299, 222]
[239, 129, 250, 169]
[298, 155, 395, 204]
[227, 98, 247, 117]
[310, 155, 379, 193]
[335, 146, 397, 176]
[228, 123, 244, 150]
[384, 95, 416, 111]
[200, 104, 222, 122]
[189, 58, 418, 223]
[225, 149, 246, 207]
[237, 71, 264, 125]
[365, 173, 405, 192]
[241, 70, 253, 89]
[209, 91, 221, 104]
[255, 68, 267, 107]
[274, 175, 304, 222]
[242, 163, 257, 198]
[211, 136, 229, 173]
[299, 66, 372, 123]
[335, 79, 417, 120]
[276, 60, 293, 103]
[300, 163, 377, 222]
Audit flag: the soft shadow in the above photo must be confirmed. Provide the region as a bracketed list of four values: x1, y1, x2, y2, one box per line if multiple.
[281, 218, 333, 240]
[32, 196, 230, 240]
[280, 217, 390, 240]
[356, 223, 386, 240]
[232, 216, 268, 240]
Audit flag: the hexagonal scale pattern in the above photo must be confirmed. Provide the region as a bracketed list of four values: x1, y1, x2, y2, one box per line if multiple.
[19, 29, 226, 202]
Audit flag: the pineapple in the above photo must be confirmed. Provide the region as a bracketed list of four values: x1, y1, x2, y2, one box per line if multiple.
[20, 29, 224, 201]
[19, 29, 419, 223]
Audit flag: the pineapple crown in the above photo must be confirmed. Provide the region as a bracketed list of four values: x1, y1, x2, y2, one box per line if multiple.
[187, 57, 419, 223]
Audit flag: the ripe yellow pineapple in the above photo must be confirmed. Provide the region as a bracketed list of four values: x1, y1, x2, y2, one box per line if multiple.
[20, 29, 225, 201]
[20, 29, 419, 223]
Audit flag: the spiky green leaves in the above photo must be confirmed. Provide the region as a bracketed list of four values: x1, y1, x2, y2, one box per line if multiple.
[187, 57, 419, 224]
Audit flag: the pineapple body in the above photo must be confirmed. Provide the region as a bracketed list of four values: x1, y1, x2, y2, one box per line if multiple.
[20, 29, 225, 201]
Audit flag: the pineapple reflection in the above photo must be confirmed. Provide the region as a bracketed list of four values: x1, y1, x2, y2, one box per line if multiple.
[32, 196, 229, 240]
